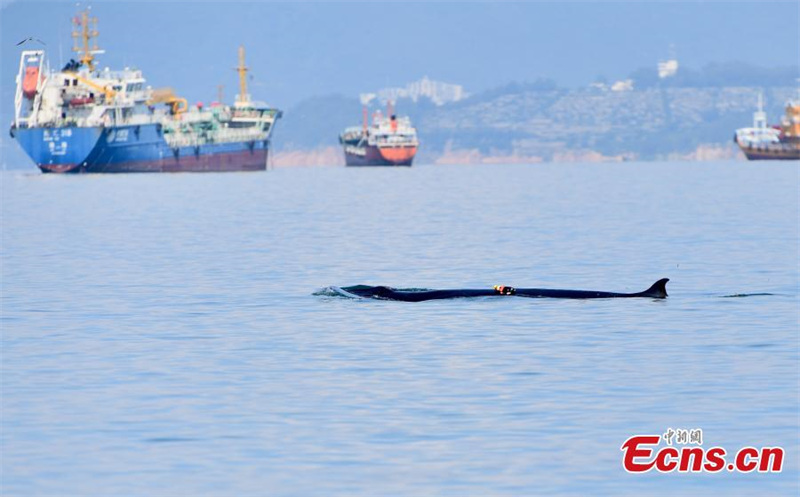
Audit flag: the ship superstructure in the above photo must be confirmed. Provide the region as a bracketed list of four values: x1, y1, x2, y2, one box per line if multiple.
[734, 92, 800, 161]
[339, 102, 418, 166]
[10, 9, 281, 173]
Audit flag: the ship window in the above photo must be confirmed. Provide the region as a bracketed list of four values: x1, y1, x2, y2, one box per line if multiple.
[64, 79, 69, 86]
[73, 79, 78, 86]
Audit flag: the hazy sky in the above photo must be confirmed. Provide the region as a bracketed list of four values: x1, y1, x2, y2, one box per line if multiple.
[2, 1, 798, 110]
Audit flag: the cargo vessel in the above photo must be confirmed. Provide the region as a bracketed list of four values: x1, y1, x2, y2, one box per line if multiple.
[339, 103, 418, 166]
[734, 93, 800, 160]
[10, 9, 281, 173]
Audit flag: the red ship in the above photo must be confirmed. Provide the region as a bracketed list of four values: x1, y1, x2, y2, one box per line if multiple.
[339, 103, 418, 166]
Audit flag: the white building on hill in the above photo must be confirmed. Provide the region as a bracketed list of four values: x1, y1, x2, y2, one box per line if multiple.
[377, 77, 468, 106]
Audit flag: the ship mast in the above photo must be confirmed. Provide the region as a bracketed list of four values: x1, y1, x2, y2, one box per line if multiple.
[753, 92, 767, 130]
[235, 45, 250, 106]
[72, 8, 101, 71]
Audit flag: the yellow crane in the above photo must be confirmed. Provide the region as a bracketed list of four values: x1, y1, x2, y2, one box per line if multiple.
[65, 72, 116, 100]
[147, 87, 188, 115]
[67, 7, 187, 115]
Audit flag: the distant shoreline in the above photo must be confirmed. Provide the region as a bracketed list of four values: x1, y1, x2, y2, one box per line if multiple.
[269, 143, 745, 168]
[1, 145, 750, 171]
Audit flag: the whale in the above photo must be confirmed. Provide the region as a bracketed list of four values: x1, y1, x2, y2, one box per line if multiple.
[339, 278, 669, 302]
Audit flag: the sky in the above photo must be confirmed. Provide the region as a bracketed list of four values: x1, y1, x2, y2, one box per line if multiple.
[1, 0, 798, 164]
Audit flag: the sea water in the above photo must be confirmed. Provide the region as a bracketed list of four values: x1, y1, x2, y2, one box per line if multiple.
[2, 162, 798, 496]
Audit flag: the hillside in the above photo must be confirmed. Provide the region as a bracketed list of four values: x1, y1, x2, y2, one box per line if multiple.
[275, 84, 797, 164]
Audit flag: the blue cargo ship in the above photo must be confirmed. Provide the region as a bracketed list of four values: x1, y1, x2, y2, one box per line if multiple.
[10, 9, 281, 173]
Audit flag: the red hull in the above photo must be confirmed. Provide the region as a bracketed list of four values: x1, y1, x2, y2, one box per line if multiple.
[344, 144, 416, 167]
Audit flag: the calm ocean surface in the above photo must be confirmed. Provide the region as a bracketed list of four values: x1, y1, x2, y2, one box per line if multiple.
[1, 162, 798, 496]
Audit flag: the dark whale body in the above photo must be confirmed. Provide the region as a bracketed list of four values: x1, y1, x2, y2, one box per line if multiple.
[341, 278, 669, 302]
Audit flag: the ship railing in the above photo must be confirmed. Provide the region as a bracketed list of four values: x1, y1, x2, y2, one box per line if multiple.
[36, 115, 104, 128]
[163, 127, 268, 148]
[371, 135, 419, 146]
[215, 127, 269, 142]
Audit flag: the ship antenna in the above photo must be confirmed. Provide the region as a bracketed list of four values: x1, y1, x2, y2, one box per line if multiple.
[754, 90, 767, 130]
[236, 45, 250, 106]
[72, 7, 100, 71]
[58, 24, 63, 69]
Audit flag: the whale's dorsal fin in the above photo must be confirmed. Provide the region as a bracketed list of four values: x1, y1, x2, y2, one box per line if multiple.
[640, 278, 669, 298]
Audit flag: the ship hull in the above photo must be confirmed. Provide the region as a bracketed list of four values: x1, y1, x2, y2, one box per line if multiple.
[735, 136, 800, 161]
[344, 144, 416, 167]
[11, 123, 270, 173]
[738, 144, 800, 161]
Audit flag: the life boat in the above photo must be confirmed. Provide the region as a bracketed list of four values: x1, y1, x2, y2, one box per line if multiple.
[69, 96, 95, 106]
[22, 66, 39, 99]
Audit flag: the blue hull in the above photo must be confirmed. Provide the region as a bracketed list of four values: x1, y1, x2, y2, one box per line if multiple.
[11, 124, 270, 173]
